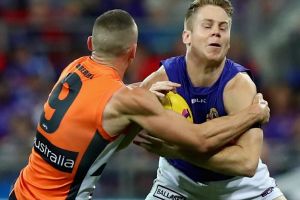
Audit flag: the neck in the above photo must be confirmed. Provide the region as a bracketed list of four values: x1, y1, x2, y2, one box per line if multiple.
[186, 52, 226, 87]
[91, 52, 126, 79]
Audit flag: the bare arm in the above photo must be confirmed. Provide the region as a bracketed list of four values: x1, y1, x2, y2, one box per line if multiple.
[169, 73, 263, 176]
[140, 66, 169, 89]
[200, 73, 263, 176]
[139, 67, 268, 152]
[147, 128, 262, 177]
[131, 104, 264, 153]
[106, 85, 268, 154]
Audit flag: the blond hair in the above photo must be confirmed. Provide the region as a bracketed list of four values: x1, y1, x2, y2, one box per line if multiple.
[185, 0, 234, 30]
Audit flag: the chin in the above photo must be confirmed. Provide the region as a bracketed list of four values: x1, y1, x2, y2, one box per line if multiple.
[206, 51, 226, 61]
[207, 56, 223, 63]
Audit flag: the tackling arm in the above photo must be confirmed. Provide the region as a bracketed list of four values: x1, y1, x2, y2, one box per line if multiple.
[176, 73, 264, 176]
[204, 73, 263, 176]
[135, 67, 268, 153]
[108, 84, 268, 155]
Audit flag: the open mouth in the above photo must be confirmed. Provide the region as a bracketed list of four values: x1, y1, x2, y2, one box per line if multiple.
[209, 43, 221, 47]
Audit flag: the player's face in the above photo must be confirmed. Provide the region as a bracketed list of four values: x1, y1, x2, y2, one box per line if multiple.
[184, 5, 231, 63]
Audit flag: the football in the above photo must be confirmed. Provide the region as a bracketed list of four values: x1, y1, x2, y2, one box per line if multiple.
[162, 91, 193, 122]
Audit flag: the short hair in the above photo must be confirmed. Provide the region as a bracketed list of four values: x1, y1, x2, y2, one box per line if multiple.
[92, 9, 137, 57]
[185, 0, 234, 30]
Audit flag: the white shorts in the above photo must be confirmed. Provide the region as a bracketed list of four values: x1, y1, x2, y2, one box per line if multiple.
[145, 158, 284, 200]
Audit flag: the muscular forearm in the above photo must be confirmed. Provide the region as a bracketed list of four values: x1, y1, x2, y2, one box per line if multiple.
[131, 105, 262, 154]
[182, 145, 253, 177]
[172, 145, 243, 176]
[201, 145, 256, 177]
[197, 105, 261, 152]
[176, 129, 262, 177]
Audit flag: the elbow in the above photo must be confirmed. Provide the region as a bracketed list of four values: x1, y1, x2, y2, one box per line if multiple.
[242, 166, 256, 178]
[240, 159, 259, 177]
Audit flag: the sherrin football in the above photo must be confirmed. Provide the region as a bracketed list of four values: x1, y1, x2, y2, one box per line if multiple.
[162, 91, 193, 122]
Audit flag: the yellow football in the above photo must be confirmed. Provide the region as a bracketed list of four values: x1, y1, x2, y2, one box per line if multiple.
[162, 91, 193, 122]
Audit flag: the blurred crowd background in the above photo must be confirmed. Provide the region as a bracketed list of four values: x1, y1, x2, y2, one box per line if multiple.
[0, 0, 300, 199]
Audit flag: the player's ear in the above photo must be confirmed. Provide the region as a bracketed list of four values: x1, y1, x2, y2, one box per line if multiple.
[129, 43, 137, 59]
[87, 36, 93, 51]
[182, 30, 191, 45]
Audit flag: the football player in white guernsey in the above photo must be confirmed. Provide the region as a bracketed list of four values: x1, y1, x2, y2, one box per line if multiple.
[136, 0, 287, 200]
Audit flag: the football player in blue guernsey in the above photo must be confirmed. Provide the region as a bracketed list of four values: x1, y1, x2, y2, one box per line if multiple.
[136, 0, 287, 200]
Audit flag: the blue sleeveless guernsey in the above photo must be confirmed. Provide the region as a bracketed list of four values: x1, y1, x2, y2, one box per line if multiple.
[162, 55, 252, 182]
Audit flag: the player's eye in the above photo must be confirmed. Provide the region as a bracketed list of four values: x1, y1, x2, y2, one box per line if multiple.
[202, 23, 212, 29]
[219, 24, 228, 31]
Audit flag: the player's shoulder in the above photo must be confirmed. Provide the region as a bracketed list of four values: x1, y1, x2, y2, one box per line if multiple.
[153, 65, 168, 78]
[225, 59, 255, 91]
[232, 72, 253, 84]
[141, 65, 169, 89]
[141, 55, 185, 88]
[225, 72, 256, 93]
[223, 69, 257, 112]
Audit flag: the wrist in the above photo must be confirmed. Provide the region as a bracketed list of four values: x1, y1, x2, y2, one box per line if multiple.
[248, 104, 262, 123]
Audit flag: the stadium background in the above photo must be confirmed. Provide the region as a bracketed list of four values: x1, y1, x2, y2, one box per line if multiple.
[0, 0, 300, 199]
